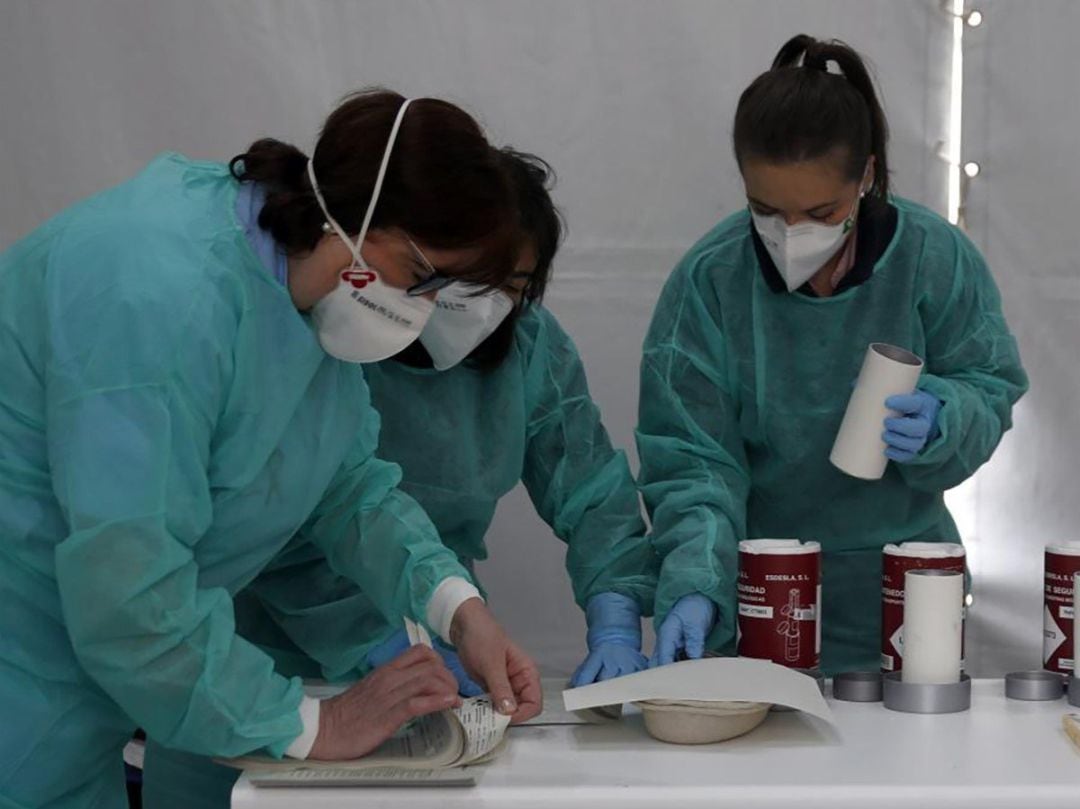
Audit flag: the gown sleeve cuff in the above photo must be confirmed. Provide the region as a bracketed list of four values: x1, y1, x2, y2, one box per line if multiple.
[284, 695, 321, 759]
[427, 577, 483, 642]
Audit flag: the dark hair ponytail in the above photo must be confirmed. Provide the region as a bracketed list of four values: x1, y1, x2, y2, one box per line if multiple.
[230, 139, 323, 252]
[733, 35, 890, 199]
[230, 88, 517, 288]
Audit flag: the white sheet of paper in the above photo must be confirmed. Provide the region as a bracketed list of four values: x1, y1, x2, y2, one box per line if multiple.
[363, 711, 458, 763]
[403, 617, 433, 648]
[450, 696, 511, 763]
[562, 657, 835, 727]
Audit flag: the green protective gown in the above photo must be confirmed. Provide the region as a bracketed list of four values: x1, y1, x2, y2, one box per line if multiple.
[237, 302, 657, 678]
[637, 198, 1028, 673]
[141, 303, 660, 809]
[0, 154, 471, 809]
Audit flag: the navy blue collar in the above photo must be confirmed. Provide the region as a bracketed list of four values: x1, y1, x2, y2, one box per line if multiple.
[752, 197, 898, 296]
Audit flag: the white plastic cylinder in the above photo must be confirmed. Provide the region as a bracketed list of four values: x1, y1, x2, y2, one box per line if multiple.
[901, 569, 964, 685]
[830, 343, 925, 480]
[880, 542, 966, 674]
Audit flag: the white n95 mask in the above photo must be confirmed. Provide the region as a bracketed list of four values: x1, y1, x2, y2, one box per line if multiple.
[751, 193, 862, 293]
[307, 98, 436, 363]
[419, 284, 514, 370]
[313, 269, 436, 363]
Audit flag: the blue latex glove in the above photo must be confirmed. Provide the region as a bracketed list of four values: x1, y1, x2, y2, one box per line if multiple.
[570, 592, 647, 687]
[366, 628, 485, 697]
[883, 390, 943, 463]
[649, 593, 717, 667]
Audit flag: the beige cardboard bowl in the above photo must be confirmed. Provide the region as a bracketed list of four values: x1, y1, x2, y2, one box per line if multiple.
[634, 699, 771, 745]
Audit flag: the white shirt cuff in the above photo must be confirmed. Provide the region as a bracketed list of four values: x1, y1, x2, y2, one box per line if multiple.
[426, 577, 483, 642]
[284, 695, 321, 759]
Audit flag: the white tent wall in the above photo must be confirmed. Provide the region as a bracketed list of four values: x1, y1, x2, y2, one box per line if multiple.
[0, 1, 956, 675]
[959, 1, 1080, 676]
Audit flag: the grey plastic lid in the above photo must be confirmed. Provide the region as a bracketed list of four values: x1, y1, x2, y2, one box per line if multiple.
[1069, 675, 1080, 708]
[833, 671, 884, 702]
[1004, 670, 1066, 701]
[883, 672, 971, 714]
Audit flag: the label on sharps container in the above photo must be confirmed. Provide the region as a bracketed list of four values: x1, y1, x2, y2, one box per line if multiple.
[1044, 546, 1080, 673]
[737, 540, 820, 669]
[738, 603, 774, 619]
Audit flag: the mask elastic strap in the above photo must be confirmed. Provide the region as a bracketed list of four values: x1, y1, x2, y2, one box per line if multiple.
[306, 97, 415, 271]
[307, 160, 357, 265]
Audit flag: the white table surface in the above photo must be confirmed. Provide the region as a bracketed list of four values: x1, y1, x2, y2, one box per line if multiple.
[232, 678, 1080, 809]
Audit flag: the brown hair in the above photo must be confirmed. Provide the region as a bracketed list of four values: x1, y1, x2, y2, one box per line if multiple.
[230, 88, 517, 287]
[468, 147, 564, 369]
[733, 35, 890, 200]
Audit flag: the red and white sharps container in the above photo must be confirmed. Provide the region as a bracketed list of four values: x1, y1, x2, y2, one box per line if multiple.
[880, 542, 965, 673]
[737, 539, 821, 669]
[1044, 542, 1080, 674]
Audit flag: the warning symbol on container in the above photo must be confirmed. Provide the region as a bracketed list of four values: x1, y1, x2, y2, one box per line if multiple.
[1043, 604, 1068, 664]
[890, 626, 904, 656]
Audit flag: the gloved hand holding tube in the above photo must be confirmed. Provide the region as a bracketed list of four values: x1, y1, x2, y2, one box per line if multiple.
[883, 390, 942, 462]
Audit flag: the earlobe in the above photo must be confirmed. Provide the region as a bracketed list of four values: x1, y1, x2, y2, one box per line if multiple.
[862, 155, 876, 194]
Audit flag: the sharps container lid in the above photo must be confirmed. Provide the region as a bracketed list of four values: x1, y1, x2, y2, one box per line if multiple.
[1004, 671, 1066, 702]
[833, 671, 884, 702]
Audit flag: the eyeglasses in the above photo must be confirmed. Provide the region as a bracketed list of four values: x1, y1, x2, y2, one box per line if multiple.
[405, 238, 457, 297]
